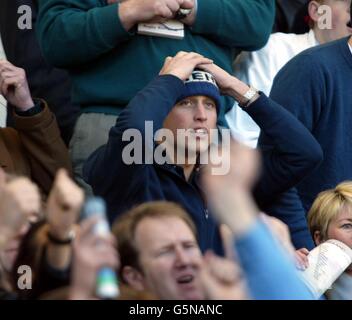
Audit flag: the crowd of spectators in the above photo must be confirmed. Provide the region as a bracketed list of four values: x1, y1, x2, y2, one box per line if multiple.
[0, 0, 351, 300]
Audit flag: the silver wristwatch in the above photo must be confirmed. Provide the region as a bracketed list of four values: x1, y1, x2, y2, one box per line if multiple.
[239, 86, 259, 107]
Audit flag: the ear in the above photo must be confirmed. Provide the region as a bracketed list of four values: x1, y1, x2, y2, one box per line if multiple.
[121, 266, 146, 291]
[313, 230, 323, 245]
[308, 1, 321, 24]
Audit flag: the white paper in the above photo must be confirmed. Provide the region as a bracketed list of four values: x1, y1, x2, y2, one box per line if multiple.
[137, 20, 184, 40]
[300, 239, 352, 298]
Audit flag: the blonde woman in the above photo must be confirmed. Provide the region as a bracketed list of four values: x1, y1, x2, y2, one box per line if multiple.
[308, 181, 352, 300]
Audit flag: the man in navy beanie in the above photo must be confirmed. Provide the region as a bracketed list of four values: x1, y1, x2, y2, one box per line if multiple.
[84, 52, 322, 254]
[260, 1, 352, 251]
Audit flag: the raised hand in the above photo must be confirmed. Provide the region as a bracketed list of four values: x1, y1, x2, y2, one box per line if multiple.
[46, 169, 84, 241]
[199, 226, 248, 300]
[70, 217, 119, 300]
[197, 63, 255, 105]
[295, 248, 310, 270]
[0, 60, 34, 111]
[259, 213, 296, 258]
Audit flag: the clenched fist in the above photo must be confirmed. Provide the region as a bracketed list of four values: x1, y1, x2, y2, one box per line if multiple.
[0, 60, 34, 111]
[46, 169, 84, 240]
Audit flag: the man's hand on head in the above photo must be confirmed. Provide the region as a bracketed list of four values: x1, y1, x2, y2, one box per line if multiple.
[159, 51, 213, 81]
[198, 62, 258, 105]
[0, 60, 34, 112]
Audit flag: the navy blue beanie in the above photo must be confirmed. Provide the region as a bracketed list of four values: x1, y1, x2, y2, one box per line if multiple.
[176, 70, 221, 112]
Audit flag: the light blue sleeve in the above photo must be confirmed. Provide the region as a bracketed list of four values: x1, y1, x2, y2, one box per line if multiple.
[234, 220, 315, 300]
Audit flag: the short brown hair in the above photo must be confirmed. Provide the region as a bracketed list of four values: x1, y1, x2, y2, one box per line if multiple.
[308, 181, 352, 240]
[112, 201, 197, 281]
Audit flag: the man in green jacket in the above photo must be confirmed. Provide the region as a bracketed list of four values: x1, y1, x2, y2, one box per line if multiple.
[36, 0, 275, 193]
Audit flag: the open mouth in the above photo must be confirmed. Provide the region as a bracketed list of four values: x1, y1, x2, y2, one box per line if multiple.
[5, 247, 19, 254]
[177, 274, 195, 285]
[188, 128, 208, 139]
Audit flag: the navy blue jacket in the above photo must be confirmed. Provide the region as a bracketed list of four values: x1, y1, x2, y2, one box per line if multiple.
[265, 37, 352, 250]
[84, 75, 322, 254]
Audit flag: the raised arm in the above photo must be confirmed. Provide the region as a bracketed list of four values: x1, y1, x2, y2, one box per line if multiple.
[198, 62, 323, 204]
[0, 60, 72, 194]
[203, 141, 314, 299]
[84, 52, 212, 206]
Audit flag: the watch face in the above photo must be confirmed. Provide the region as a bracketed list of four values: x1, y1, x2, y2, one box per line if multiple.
[244, 87, 257, 100]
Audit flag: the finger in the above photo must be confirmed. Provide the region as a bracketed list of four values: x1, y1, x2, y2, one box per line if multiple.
[197, 63, 213, 72]
[157, 5, 173, 19]
[55, 168, 70, 189]
[165, 0, 182, 13]
[0, 71, 19, 79]
[220, 224, 235, 260]
[165, 56, 173, 63]
[192, 57, 213, 67]
[295, 254, 308, 270]
[1, 78, 12, 96]
[180, 0, 194, 9]
[207, 253, 239, 284]
[175, 51, 189, 58]
[78, 216, 100, 240]
[94, 250, 119, 269]
[198, 260, 216, 296]
[300, 248, 310, 256]
[0, 60, 15, 73]
[1, 76, 22, 96]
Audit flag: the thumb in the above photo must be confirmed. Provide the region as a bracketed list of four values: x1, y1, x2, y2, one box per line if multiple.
[220, 224, 235, 261]
[180, 0, 194, 9]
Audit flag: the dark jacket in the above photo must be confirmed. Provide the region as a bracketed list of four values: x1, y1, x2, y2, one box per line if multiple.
[264, 37, 352, 250]
[84, 75, 322, 254]
[0, 0, 79, 145]
[0, 100, 72, 195]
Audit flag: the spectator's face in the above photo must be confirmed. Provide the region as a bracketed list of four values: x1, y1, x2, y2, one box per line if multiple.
[163, 95, 217, 157]
[326, 207, 352, 271]
[0, 222, 30, 272]
[132, 216, 204, 300]
[318, 0, 352, 42]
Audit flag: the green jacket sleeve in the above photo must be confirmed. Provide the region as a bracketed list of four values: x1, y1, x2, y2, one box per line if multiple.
[36, 0, 132, 67]
[192, 0, 275, 51]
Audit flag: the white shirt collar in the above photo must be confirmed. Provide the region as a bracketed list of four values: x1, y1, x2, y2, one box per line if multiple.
[309, 29, 320, 46]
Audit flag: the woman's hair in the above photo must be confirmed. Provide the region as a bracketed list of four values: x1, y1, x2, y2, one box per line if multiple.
[308, 181, 352, 240]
